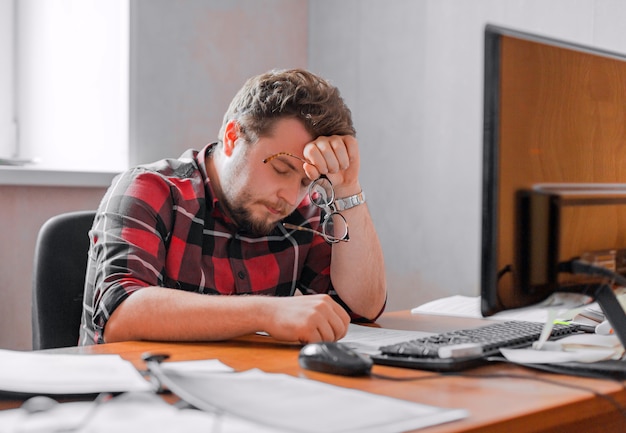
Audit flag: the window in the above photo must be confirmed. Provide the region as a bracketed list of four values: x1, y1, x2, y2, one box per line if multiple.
[0, 0, 16, 161]
[2, 0, 129, 172]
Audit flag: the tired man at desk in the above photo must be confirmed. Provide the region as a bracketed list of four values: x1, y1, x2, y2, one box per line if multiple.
[79, 68, 387, 346]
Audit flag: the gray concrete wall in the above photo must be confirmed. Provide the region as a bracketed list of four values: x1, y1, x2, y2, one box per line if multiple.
[308, 0, 626, 311]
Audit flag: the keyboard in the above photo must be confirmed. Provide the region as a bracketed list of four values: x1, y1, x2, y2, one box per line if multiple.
[371, 321, 582, 372]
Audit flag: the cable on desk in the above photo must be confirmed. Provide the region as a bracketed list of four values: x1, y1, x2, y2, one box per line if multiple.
[558, 258, 626, 287]
[371, 359, 626, 425]
[369, 372, 443, 381]
[455, 369, 626, 424]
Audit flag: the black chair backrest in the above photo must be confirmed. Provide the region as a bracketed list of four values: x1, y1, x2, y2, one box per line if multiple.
[32, 210, 96, 350]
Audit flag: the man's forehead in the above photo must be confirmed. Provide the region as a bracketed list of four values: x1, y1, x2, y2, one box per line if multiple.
[260, 117, 312, 151]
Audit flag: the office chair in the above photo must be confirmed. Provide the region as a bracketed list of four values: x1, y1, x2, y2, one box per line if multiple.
[32, 210, 96, 350]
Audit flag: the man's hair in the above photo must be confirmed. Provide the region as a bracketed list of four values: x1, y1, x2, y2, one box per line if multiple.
[218, 69, 355, 144]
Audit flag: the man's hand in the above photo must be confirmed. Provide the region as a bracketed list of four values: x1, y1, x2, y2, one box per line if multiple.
[302, 135, 360, 194]
[263, 294, 350, 344]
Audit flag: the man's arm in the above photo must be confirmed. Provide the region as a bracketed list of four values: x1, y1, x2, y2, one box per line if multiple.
[103, 288, 350, 343]
[303, 136, 387, 320]
[329, 198, 387, 319]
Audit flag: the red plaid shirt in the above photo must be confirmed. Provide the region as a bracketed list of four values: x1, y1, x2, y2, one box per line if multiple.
[79, 144, 348, 345]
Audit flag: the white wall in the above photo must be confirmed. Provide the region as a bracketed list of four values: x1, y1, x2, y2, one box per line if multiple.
[129, 0, 308, 165]
[0, 185, 106, 350]
[308, 0, 626, 311]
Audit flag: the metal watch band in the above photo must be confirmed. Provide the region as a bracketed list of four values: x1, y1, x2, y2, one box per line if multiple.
[334, 191, 366, 211]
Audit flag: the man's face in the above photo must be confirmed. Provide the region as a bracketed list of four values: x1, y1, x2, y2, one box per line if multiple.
[219, 118, 314, 236]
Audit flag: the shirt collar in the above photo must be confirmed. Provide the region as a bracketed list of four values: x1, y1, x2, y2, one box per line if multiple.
[196, 142, 239, 227]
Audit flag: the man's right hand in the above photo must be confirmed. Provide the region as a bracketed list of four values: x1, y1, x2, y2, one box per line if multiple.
[262, 294, 350, 344]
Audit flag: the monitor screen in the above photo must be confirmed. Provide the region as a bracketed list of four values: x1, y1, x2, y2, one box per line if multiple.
[481, 25, 626, 316]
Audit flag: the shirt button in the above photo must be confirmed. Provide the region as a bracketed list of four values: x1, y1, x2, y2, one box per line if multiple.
[237, 271, 246, 280]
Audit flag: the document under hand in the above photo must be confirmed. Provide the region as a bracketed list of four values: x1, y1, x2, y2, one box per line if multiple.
[339, 323, 432, 355]
[0, 349, 153, 396]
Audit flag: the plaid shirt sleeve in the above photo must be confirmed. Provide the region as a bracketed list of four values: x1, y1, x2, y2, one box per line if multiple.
[80, 150, 207, 343]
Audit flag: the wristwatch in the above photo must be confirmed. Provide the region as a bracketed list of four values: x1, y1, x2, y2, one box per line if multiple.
[334, 191, 366, 211]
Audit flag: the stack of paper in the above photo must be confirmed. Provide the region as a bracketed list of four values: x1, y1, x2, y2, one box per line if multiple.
[0, 349, 153, 396]
[155, 365, 468, 433]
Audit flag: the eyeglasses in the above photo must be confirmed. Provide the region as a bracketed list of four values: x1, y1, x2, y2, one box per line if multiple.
[263, 152, 349, 244]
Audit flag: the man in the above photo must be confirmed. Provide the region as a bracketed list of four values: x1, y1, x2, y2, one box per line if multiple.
[79, 69, 386, 346]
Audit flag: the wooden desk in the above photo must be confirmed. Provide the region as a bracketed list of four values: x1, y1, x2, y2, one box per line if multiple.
[3, 311, 626, 432]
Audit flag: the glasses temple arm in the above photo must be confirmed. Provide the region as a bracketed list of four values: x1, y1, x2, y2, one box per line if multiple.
[282, 223, 348, 243]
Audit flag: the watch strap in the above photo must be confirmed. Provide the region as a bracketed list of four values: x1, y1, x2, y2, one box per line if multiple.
[334, 191, 366, 211]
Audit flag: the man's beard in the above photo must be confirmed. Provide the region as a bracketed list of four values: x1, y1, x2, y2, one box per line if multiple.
[228, 203, 275, 236]
[221, 193, 285, 236]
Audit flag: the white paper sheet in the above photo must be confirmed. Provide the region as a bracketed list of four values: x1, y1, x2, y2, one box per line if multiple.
[160, 358, 234, 375]
[0, 392, 280, 433]
[0, 349, 153, 395]
[158, 368, 468, 433]
[500, 347, 618, 364]
[339, 323, 433, 355]
[501, 333, 624, 364]
[411, 294, 589, 323]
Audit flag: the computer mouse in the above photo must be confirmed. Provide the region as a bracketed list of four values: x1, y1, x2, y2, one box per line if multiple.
[21, 395, 59, 414]
[298, 342, 373, 376]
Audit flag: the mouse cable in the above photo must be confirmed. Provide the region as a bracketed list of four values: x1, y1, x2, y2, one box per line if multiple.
[369, 371, 443, 382]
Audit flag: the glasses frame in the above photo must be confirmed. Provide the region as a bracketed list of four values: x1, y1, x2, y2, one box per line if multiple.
[262, 152, 350, 244]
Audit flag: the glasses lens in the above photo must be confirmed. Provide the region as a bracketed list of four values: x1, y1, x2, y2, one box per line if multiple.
[322, 212, 348, 243]
[309, 176, 334, 207]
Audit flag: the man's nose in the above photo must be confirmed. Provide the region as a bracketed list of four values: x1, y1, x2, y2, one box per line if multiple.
[278, 182, 305, 207]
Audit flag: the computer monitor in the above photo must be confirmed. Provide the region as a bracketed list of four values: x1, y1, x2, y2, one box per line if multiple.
[480, 24, 626, 331]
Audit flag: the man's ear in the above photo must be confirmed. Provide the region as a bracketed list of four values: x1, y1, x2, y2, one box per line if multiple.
[223, 120, 240, 156]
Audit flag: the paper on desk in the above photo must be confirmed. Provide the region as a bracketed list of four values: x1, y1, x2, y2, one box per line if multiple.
[160, 358, 234, 375]
[0, 349, 153, 395]
[412, 294, 589, 323]
[339, 323, 432, 355]
[0, 392, 281, 433]
[158, 368, 468, 433]
[500, 333, 624, 364]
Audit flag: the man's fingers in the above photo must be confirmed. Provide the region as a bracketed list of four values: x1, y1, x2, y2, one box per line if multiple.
[303, 136, 352, 175]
